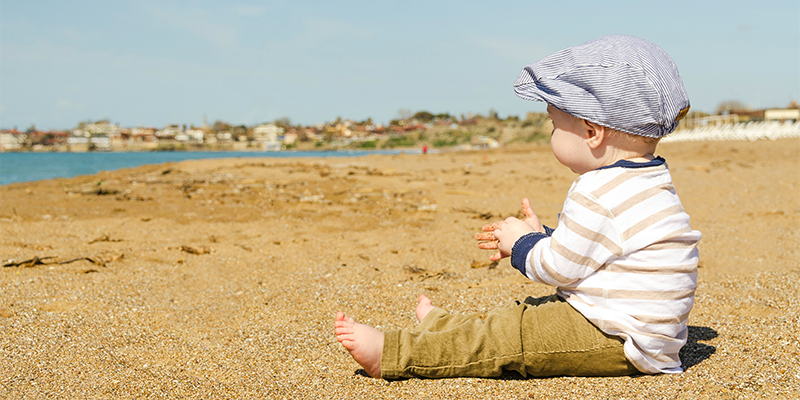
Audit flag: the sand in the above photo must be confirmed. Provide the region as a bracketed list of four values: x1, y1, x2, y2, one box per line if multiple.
[1, 138, 798, 399]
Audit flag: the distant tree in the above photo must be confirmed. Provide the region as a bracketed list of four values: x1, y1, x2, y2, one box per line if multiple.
[434, 113, 453, 121]
[274, 117, 292, 128]
[212, 120, 232, 133]
[412, 111, 434, 123]
[233, 125, 248, 139]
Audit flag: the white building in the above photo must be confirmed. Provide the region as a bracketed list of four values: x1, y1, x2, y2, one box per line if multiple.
[253, 123, 284, 141]
[156, 125, 183, 139]
[184, 128, 206, 143]
[0, 132, 26, 150]
[72, 121, 121, 138]
[765, 109, 800, 122]
[67, 135, 90, 145]
[89, 135, 112, 150]
[253, 123, 285, 150]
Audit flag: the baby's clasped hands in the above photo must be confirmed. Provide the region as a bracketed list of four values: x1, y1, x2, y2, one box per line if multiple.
[475, 197, 544, 261]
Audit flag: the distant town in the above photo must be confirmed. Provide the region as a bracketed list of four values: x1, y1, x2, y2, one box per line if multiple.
[1, 103, 798, 153]
[0, 111, 544, 153]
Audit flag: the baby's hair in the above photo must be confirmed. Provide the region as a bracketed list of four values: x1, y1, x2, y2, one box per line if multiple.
[606, 128, 660, 145]
[580, 118, 660, 145]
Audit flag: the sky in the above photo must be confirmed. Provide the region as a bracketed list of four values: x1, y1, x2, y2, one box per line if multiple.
[1, 0, 798, 131]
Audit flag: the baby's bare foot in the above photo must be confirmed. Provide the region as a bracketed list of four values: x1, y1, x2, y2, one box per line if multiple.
[415, 294, 436, 322]
[334, 312, 383, 378]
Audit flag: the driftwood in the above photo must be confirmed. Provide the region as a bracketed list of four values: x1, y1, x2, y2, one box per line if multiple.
[3, 256, 58, 268]
[88, 234, 123, 244]
[59, 254, 123, 267]
[3, 254, 123, 268]
[180, 245, 212, 255]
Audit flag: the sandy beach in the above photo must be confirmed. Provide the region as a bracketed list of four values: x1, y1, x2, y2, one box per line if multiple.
[1, 138, 798, 399]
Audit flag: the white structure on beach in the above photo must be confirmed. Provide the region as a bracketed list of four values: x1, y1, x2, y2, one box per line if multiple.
[663, 108, 800, 143]
[764, 109, 800, 122]
[663, 120, 800, 142]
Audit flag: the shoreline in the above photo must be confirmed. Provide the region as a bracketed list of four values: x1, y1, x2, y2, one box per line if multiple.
[0, 148, 425, 186]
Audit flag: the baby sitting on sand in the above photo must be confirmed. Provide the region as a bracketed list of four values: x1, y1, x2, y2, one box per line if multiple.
[335, 35, 701, 379]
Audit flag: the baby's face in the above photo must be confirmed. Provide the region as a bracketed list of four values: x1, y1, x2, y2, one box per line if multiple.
[546, 105, 594, 174]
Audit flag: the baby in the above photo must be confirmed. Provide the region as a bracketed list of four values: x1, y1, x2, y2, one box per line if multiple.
[335, 35, 700, 379]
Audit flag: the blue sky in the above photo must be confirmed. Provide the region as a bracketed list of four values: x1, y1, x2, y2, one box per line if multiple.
[1, 1, 798, 130]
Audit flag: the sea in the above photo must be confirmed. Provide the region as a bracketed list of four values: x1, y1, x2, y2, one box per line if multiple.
[0, 150, 410, 186]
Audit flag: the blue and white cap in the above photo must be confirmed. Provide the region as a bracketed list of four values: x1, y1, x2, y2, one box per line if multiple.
[514, 35, 690, 138]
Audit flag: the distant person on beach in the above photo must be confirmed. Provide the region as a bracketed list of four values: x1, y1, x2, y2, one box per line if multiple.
[335, 35, 701, 379]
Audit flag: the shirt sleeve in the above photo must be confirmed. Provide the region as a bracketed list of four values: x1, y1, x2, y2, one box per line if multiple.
[511, 190, 623, 286]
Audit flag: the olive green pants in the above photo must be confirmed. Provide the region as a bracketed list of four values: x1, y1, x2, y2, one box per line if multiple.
[381, 294, 638, 379]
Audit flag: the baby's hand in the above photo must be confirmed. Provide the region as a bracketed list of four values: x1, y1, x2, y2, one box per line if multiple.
[475, 198, 544, 261]
[492, 217, 536, 256]
[475, 221, 505, 261]
[519, 197, 544, 232]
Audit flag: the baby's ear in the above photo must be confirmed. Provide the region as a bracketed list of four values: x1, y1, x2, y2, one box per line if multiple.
[583, 120, 607, 149]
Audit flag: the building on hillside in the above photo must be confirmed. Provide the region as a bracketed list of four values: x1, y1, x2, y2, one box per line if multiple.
[90, 135, 112, 151]
[131, 127, 158, 142]
[67, 134, 90, 148]
[253, 123, 284, 150]
[72, 121, 121, 138]
[215, 132, 233, 143]
[156, 125, 183, 139]
[182, 128, 206, 143]
[0, 131, 27, 151]
[283, 130, 298, 145]
[26, 131, 68, 148]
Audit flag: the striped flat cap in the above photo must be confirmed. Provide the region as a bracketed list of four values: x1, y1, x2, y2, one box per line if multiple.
[514, 35, 690, 138]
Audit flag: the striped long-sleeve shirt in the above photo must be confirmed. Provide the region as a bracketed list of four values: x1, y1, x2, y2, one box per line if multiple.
[510, 157, 701, 374]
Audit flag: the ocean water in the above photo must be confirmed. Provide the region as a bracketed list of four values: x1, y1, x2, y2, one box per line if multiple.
[0, 150, 407, 186]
